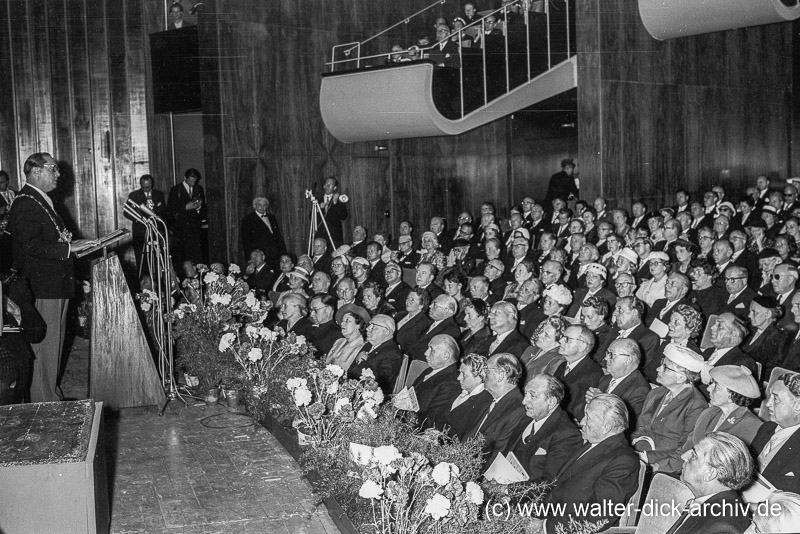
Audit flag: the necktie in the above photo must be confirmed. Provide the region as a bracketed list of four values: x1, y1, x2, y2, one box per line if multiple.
[188, 186, 193, 197]
[521, 420, 536, 443]
[489, 337, 500, 353]
[476, 399, 498, 433]
[607, 378, 619, 392]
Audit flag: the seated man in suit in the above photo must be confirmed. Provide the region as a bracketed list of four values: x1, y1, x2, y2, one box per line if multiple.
[645, 272, 693, 328]
[526, 394, 640, 533]
[585, 338, 650, 430]
[702, 312, 759, 386]
[667, 432, 753, 534]
[396, 334, 462, 429]
[438, 353, 494, 440]
[275, 293, 315, 339]
[612, 296, 660, 377]
[307, 294, 342, 358]
[751, 372, 800, 493]
[516, 278, 546, 341]
[383, 261, 411, 314]
[554, 325, 603, 422]
[348, 314, 403, 395]
[243, 249, 275, 300]
[405, 294, 460, 361]
[486, 301, 529, 359]
[720, 264, 757, 321]
[466, 352, 527, 467]
[505, 374, 583, 483]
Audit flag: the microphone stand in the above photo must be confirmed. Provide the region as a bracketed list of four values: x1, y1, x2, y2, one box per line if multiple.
[124, 200, 188, 414]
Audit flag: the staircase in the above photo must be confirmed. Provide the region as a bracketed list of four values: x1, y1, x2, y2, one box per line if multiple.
[319, 0, 576, 143]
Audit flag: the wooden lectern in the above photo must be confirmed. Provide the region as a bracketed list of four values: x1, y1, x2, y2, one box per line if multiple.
[90, 253, 166, 409]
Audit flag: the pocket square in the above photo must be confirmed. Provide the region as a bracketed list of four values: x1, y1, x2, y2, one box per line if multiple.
[735, 303, 745, 309]
[787, 472, 795, 477]
[534, 447, 547, 456]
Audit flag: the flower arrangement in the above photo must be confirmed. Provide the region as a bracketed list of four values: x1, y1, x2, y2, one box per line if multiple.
[285, 365, 385, 446]
[356, 448, 484, 534]
[171, 264, 271, 390]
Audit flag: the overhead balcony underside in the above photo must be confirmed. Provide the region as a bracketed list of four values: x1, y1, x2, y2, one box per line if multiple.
[320, 56, 577, 144]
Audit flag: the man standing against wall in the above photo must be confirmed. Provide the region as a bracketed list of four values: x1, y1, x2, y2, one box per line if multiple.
[8, 153, 96, 401]
[168, 168, 206, 266]
[316, 176, 348, 248]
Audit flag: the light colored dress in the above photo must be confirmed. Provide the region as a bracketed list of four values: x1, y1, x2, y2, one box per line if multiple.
[325, 336, 366, 372]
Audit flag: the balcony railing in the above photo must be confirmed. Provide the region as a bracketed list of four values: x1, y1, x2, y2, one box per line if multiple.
[325, 0, 575, 118]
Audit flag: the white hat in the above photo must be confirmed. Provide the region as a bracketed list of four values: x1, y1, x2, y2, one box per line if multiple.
[710, 365, 760, 398]
[618, 248, 639, 265]
[584, 262, 607, 279]
[649, 251, 670, 263]
[662, 343, 705, 373]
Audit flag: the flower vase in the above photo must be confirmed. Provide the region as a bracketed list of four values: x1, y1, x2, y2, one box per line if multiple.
[204, 387, 220, 406]
[296, 425, 314, 447]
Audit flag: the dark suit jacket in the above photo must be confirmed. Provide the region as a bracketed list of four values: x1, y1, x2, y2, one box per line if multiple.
[244, 265, 275, 298]
[467, 388, 527, 466]
[384, 281, 411, 314]
[487, 329, 530, 358]
[626, 322, 662, 381]
[751, 422, 800, 494]
[125, 188, 167, 238]
[720, 286, 758, 321]
[458, 325, 492, 357]
[277, 316, 315, 341]
[554, 357, 604, 422]
[668, 490, 750, 534]
[590, 322, 619, 365]
[315, 195, 347, 247]
[439, 389, 494, 440]
[703, 346, 759, 383]
[631, 386, 707, 473]
[692, 285, 728, 319]
[505, 408, 583, 483]
[307, 320, 342, 358]
[544, 433, 640, 532]
[645, 296, 693, 327]
[780, 335, 800, 373]
[395, 311, 433, 355]
[8, 185, 74, 299]
[168, 181, 206, 231]
[565, 287, 617, 319]
[776, 289, 799, 338]
[411, 363, 462, 429]
[599, 370, 651, 430]
[405, 317, 460, 361]
[743, 324, 787, 382]
[348, 339, 403, 395]
[518, 302, 546, 341]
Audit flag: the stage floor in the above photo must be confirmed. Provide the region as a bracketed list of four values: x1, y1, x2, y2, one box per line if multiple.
[59, 336, 340, 534]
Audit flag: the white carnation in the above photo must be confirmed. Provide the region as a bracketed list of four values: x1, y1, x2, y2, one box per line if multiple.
[228, 264, 241, 274]
[360, 368, 376, 380]
[247, 348, 263, 362]
[363, 388, 384, 405]
[245, 292, 258, 309]
[286, 377, 307, 391]
[218, 332, 236, 352]
[293, 386, 312, 407]
[333, 398, 351, 414]
[203, 272, 219, 284]
[326, 382, 339, 395]
[326, 364, 345, 378]
[372, 445, 402, 466]
[358, 479, 383, 500]
[431, 462, 460, 486]
[465, 481, 484, 505]
[424, 493, 451, 520]
[227, 275, 236, 285]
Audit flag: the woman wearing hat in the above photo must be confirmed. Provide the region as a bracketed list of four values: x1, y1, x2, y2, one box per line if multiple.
[678, 365, 763, 455]
[743, 295, 787, 382]
[761, 204, 783, 241]
[326, 308, 369, 372]
[284, 267, 311, 299]
[635, 251, 670, 307]
[541, 284, 572, 318]
[631, 343, 708, 474]
[520, 316, 569, 383]
[644, 304, 704, 382]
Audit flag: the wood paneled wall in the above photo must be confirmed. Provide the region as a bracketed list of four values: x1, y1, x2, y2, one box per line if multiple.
[199, 0, 520, 263]
[577, 0, 794, 209]
[0, 0, 168, 240]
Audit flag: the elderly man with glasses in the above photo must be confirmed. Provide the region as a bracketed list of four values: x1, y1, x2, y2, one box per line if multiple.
[771, 263, 799, 337]
[586, 338, 650, 429]
[720, 264, 758, 321]
[348, 315, 402, 394]
[553, 325, 603, 422]
[486, 301, 529, 359]
[8, 152, 97, 401]
[702, 313, 759, 387]
[466, 353, 527, 467]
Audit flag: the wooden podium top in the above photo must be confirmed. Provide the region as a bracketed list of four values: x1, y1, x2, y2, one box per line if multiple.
[0, 400, 96, 467]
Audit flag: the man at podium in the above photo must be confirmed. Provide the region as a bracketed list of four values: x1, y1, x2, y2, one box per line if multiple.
[7, 152, 97, 402]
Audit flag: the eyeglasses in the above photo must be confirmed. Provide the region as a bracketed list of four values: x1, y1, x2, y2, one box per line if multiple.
[722, 276, 747, 282]
[772, 274, 792, 280]
[39, 163, 59, 173]
[605, 351, 628, 360]
[368, 323, 391, 332]
[564, 336, 587, 345]
[309, 306, 326, 314]
[659, 358, 684, 375]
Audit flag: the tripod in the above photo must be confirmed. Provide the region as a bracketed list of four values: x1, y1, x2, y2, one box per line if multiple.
[305, 189, 337, 255]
